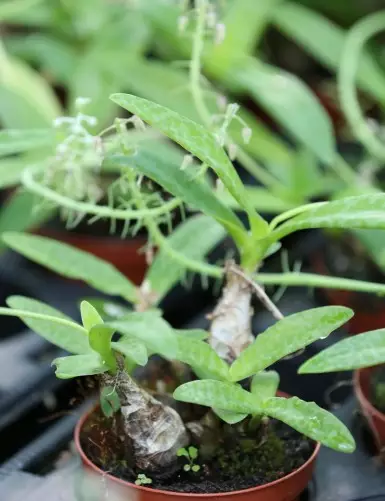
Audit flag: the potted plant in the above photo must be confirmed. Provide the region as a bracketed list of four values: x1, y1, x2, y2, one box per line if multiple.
[2, 92, 385, 497]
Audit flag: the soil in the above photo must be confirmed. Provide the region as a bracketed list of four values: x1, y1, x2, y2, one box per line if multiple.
[370, 366, 385, 414]
[80, 408, 314, 494]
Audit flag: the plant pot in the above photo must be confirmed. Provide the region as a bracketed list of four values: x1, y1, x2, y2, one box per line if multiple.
[74, 401, 320, 501]
[312, 253, 385, 335]
[38, 228, 148, 285]
[354, 367, 385, 451]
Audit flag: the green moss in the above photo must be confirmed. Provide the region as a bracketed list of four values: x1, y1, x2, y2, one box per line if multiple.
[215, 428, 285, 481]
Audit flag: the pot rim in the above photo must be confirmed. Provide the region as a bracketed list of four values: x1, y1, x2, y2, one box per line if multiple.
[354, 367, 385, 424]
[74, 406, 321, 498]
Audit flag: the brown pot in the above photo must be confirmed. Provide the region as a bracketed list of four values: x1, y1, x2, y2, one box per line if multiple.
[312, 254, 385, 335]
[38, 228, 148, 285]
[74, 402, 320, 501]
[354, 367, 385, 451]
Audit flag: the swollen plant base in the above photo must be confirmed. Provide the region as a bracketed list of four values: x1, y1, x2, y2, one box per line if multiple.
[79, 406, 315, 495]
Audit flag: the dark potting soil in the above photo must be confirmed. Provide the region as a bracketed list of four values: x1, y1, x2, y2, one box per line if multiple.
[370, 366, 385, 414]
[80, 409, 314, 494]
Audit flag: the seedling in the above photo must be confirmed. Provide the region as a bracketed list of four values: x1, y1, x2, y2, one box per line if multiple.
[135, 473, 153, 486]
[177, 447, 201, 473]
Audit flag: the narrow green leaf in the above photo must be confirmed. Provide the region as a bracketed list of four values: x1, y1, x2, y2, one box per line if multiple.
[174, 380, 261, 415]
[89, 324, 116, 370]
[254, 271, 385, 296]
[264, 397, 355, 453]
[213, 408, 248, 424]
[109, 311, 178, 360]
[251, 371, 280, 401]
[0, 129, 53, 158]
[272, 3, 385, 104]
[3, 232, 138, 303]
[52, 353, 108, 379]
[269, 194, 385, 242]
[300, 329, 385, 374]
[146, 215, 226, 302]
[236, 60, 335, 164]
[80, 301, 104, 331]
[100, 386, 121, 418]
[229, 306, 353, 382]
[176, 337, 230, 381]
[112, 336, 148, 367]
[218, 186, 297, 214]
[110, 93, 268, 237]
[174, 329, 208, 341]
[7, 296, 89, 354]
[81, 298, 132, 321]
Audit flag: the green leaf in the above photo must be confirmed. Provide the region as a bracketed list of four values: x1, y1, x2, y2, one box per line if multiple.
[7, 296, 90, 354]
[89, 324, 116, 370]
[80, 301, 104, 331]
[177, 448, 189, 458]
[264, 396, 355, 453]
[212, 408, 248, 424]
[109, 311, 178, 360]
[100, 386, 121, 418]
[52, 353, 108, 379]
[229, 306, 353, 382]
[112, 336, 148, 367]
[0, 0, 42, 22]
[0, 50, 61, 128]
[174, 380, 261, 415]
[208, 0, 283, 75]
[0, 191, 53, 251]
[188, 447, 198, 460]
[218, 186, 297, 214]
[146, 215, 226, 302]
[174, 329, 208, 341]
[192, 465, 200, 473]
[271, 3, 385, 104]
[176, 337, 230, 381]
[251, 371, 280, 401]
[269, 194, 385, 242]
[104, 151, 245, 246]
[300, 329, 385, 374]
[2, 232, 138, 303]
[236, 60, 335, 164]
[110, 93, 268, 237]
[80, 298, 132, 321]
[0, 129, 53, 158]
[254, 271, 385, 295]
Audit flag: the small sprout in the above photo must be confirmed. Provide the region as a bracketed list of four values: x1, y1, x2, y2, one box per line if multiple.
[135, 473, 153, 486]
[100, 386, 121, 418]
[177, 446, 201, 473]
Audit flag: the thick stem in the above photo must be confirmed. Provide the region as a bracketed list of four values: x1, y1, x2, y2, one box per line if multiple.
[101, 366, 188, 472]
[208, 261, 254, 363]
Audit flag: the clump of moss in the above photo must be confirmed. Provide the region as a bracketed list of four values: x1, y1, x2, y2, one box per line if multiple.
[215, 427, 285, 482]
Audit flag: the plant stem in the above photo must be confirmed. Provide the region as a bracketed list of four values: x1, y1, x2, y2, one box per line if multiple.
[338, 11, 385, 161]
[229, 265, 283, 321]
[269, 201, 327, 231]
[22, 165, 182, 222]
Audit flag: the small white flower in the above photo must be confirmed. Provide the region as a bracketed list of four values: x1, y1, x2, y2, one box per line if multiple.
[215, 23, 226, 45]
[242, 127, 252, 145]
[75, 97, 91, 109]
[228, 143, 238, 161]
[206, 9, 216, 29]
[53, 117, 71, 128]
[178, 15, 189, 33]
[180, 154, 193, 171]
[216, 94, 227, 111]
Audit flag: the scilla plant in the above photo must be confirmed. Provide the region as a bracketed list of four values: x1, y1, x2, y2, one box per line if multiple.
[3, 94, 385, 482]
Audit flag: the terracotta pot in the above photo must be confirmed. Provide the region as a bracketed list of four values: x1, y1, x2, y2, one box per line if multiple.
[312, 254, 385, 335]
[74, 401, 320, 501]
[38, 228, 148, 286]
[354, 367, 385, 451]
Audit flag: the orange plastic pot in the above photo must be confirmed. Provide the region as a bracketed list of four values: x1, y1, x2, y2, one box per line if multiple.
[312, 254, 385, 335]
[354, 367, 385, 451]
[74, 400, 320, 501]
[38, 228, 148, 285]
